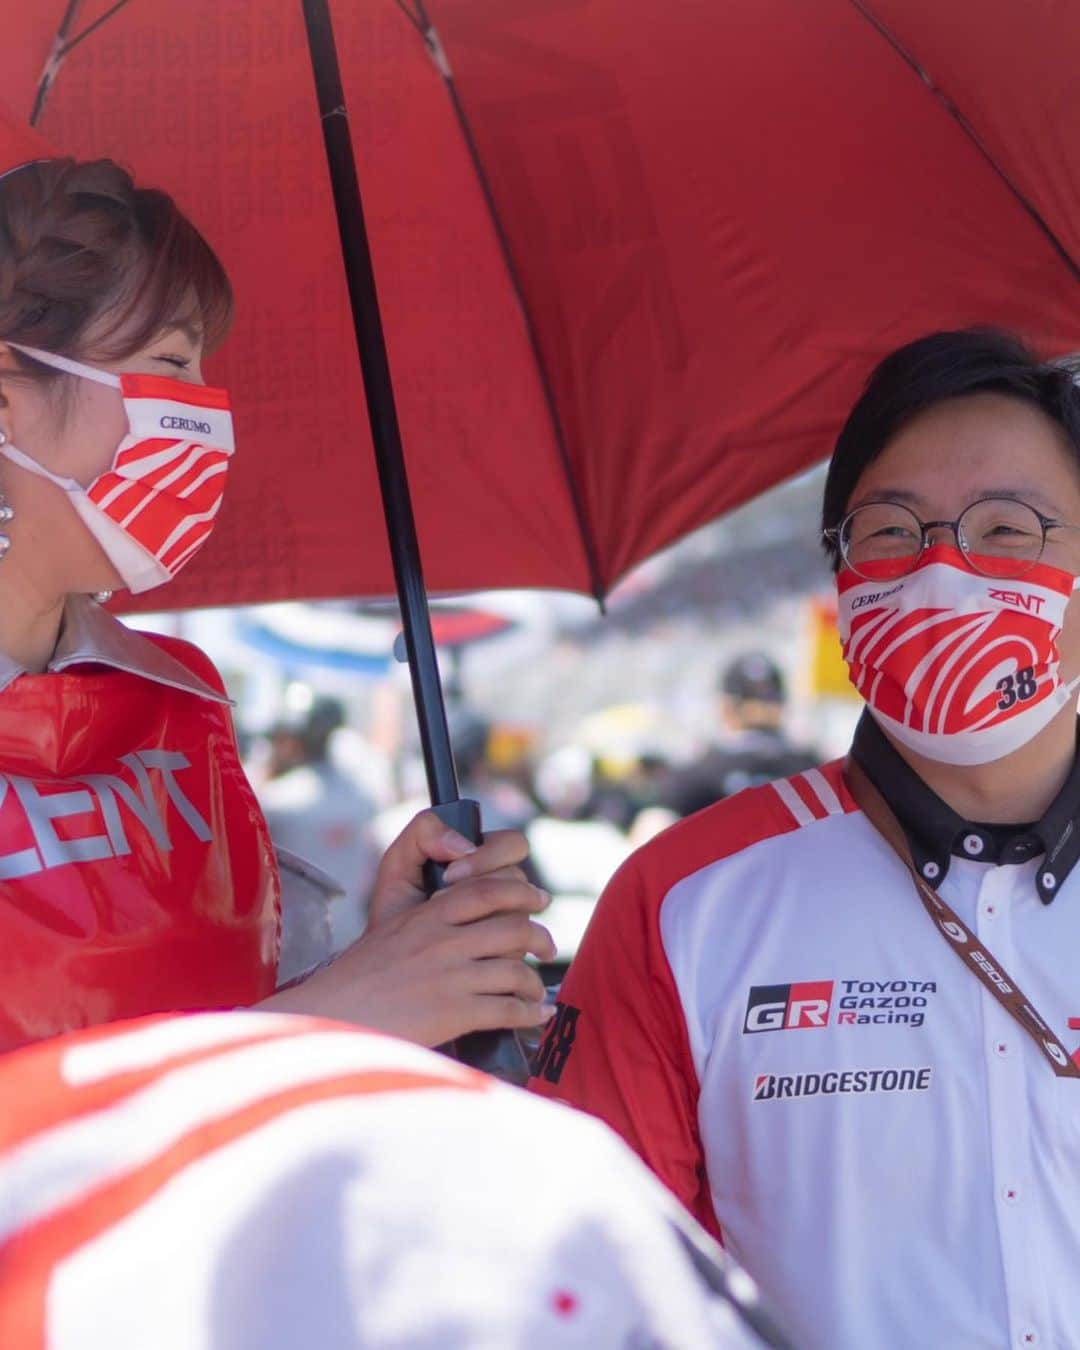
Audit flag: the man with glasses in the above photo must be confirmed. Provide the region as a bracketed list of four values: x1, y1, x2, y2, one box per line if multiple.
[530, 329, 1080, 1350]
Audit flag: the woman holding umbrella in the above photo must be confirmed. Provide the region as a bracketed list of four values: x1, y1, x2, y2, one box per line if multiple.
[0, 154, 555, 1052]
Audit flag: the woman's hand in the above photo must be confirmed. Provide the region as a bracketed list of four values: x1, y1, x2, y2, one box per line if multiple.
[259, 810, 557, 1047]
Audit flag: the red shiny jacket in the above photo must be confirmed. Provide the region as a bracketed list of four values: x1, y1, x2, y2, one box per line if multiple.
[0, 616, 279, 1050]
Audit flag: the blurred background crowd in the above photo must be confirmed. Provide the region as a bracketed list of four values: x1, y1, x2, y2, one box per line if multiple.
[132, 466, 860, 982]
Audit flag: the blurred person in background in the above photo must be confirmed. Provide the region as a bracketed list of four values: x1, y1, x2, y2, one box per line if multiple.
[372, 706, 539, 852]
[526, 746, 632, 899]
[661, 652, 818, 817]
[256, 684, 381, 964]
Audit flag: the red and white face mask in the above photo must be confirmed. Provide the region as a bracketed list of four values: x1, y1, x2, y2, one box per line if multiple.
[838, 545, 1080, 765]
[0, 342, 234, 594]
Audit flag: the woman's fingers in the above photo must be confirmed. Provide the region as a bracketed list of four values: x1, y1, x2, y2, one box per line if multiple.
[467, 957, 548, 1005]
[369, 809, 478, 923]
[441, 829, 530, 883]
[434, 875, 550, 928]
[452, 912, 556, 964]
[367, 818, 532, 927]
[465, 995, 556, 1032]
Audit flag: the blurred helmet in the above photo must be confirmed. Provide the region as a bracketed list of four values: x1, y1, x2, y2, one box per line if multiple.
[534, 744, 594, 816]
[720, 652, 784, 704]
[270, 684, 346, 759]
[448, 707, 491, 781]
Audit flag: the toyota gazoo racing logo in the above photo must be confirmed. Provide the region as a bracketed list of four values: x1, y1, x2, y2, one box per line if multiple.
[837, 979, 936, 1028]
[744, 978, 937, 1032]
[743, 982, 833, 1033]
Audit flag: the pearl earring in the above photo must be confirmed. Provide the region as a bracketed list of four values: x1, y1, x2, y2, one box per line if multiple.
[0, 430, 12, 561]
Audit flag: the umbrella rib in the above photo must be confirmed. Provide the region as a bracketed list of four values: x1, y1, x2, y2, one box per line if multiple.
[412, 1, 608, 604]
[392, 0, 426, 38]
[31, 0, 133, 126]
[849, 0, 1080, 285]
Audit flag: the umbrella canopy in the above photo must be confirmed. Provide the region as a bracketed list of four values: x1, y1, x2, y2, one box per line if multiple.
[2, 0, 1079, 613]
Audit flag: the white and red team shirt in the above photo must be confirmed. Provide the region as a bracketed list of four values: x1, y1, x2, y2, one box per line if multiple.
[531, 760, 1080, 1349]
[0, 1011, 771, 1350]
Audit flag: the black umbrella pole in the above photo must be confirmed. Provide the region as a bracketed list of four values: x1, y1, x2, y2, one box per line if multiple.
[301, 0, 530, 1081]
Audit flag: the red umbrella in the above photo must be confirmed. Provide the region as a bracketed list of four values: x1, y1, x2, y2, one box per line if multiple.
[3, 0, 1079, 613]
[3, 2, 1080, 1076]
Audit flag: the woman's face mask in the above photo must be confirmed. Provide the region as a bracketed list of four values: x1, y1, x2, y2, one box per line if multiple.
[0, 342, 234, 594]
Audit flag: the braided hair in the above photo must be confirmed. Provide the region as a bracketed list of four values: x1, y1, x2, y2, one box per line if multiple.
[0, 158, 231, 375]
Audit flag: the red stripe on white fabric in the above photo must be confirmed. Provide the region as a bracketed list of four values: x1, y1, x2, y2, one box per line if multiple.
[800, 768, 845, 816]
[158, 504, 223, 566]
[0, 1015, 308, 1159]
[771, 777, 815, 827]
[111, 439, 183, 477]
[787, 774, 830, 821]
[162, 524, 214, 574]
[162, 525, 214, 573]
[0, 1032, 472, 1245]
[60, 1014, 304, 1088]
[119, 375, 231, 411]
[0, 1068, 485, 1350]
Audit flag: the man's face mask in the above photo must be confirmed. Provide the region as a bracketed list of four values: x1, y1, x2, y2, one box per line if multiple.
[0, 342, 234, 593]
[838, 545, 1080, 765]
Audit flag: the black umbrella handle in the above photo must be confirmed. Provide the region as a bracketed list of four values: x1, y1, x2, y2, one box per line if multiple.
[300, 0, 531, 1085]
[425, 799, 533, 1084]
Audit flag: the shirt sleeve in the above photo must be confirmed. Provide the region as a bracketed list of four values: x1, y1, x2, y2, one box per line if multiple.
[528, 853, 719, 1238]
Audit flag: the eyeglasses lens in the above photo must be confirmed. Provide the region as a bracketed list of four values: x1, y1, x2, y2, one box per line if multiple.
[841, 499, 1045, 579]
[958, 499, 1043, 578]
[842, 503, 923, 580]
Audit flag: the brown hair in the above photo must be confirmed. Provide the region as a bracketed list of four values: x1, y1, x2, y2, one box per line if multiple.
[0, 157, 231, 375]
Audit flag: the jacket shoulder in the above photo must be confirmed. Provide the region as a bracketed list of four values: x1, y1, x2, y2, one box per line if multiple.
[140, 633, 230, 699]
[632, 758, 855, 897]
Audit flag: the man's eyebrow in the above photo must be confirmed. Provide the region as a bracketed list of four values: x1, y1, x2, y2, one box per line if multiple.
[847, 487, 924, 509]
[849, 486, 1062, 515]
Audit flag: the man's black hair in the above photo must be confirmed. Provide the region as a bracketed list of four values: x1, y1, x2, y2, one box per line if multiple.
[821, 328, 1080, 570]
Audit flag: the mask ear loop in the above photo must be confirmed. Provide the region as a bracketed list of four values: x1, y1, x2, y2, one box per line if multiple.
[0, 429, 12, 560]
[5, 341, 122, 389]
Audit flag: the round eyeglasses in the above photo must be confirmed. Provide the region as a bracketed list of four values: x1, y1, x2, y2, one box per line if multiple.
[824, 497, 1080, 580]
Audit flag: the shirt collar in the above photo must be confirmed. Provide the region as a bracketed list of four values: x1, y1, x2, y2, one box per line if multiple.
[850, 709, 1080, 904]
[0, 594, 229, 704]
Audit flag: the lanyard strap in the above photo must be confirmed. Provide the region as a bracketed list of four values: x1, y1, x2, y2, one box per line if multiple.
[845, 757, 1079, 1079]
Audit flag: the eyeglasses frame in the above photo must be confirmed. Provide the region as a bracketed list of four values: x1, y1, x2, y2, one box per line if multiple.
[822, 496, 1080, 580]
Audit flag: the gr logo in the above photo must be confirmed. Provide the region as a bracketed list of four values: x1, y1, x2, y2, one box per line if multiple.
[743, 981, 835, 1033]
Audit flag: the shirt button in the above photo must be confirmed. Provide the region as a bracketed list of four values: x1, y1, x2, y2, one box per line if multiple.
[1019, 1330, 1039, 1347]
[963, 833, 985, 856]
[1041, 871, 1057, 891]
[1002, 1185, 1021, 1204]
[995, 1041, 1009, 1057]
[983, 903, 996, 917]
[922, 861, 941, 881]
